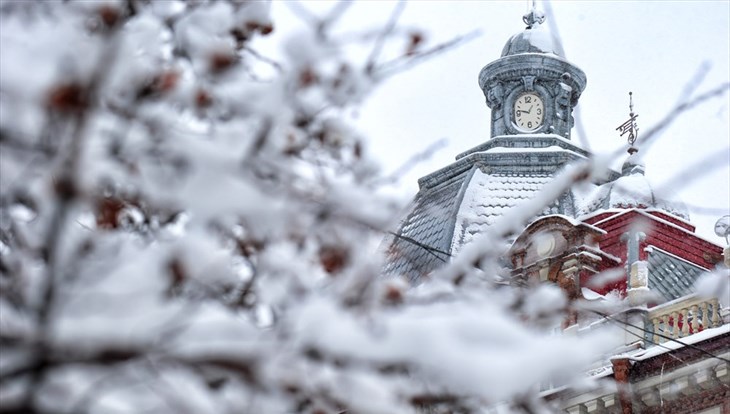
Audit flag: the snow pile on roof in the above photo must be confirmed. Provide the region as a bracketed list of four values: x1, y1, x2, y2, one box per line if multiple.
[501, 22, 561, 57]
[578, 158, 689, 220]
[451, 169, 560, 255]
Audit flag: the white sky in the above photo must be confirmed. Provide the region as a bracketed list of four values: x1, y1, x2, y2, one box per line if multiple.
[255, 1, 730, 243]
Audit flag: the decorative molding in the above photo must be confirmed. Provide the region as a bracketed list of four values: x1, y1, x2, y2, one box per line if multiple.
[522, 75, 536, 91]
[479, 54, 586, 98]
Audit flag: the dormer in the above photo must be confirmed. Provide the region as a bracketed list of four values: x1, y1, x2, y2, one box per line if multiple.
[509, 215, 620, 300]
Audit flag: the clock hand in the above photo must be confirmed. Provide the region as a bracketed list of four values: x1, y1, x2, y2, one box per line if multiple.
[525, 105, 533, 114]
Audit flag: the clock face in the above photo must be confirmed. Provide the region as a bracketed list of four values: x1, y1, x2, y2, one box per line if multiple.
[514, 92, 544, 131]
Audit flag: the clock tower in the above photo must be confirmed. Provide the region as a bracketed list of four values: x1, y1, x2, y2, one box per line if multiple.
[384, 7, 616, 283]
[479, 9, 586, 139]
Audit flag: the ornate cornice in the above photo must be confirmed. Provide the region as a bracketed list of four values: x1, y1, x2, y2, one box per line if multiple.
[457, 135, 591, 159]
[479, 53, 587, 101]
[417, 148, 586, 190]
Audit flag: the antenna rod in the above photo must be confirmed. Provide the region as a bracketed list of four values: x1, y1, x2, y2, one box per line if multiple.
[629, 91, 634, 115]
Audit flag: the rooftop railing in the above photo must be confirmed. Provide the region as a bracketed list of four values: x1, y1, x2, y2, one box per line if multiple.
[646, 294, 723, 345]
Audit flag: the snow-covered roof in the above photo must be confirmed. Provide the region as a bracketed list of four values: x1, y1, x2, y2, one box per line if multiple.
[384, 136, 594, 283]
[450, 169, 563, 255]
[579, 155, 689, 220]
[501, 19, 562, 57]
[521, 213, 607, 236]
[630, 325, 730, 361]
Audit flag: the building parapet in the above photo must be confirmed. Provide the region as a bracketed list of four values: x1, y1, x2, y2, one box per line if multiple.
[646, 294, 723, 346]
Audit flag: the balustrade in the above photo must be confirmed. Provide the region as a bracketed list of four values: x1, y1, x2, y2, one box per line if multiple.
[561, 363, 728, 412]
[646, 295, 724, 346]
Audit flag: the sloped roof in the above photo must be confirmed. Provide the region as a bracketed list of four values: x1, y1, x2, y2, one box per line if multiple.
[451, 169, 563, 255]
[579, 155, 689, 220]
[384, 168, 568, 282]
[382, 176, 463, 283]
[383, 135, 602, 283]
[647, 247, 708, 301]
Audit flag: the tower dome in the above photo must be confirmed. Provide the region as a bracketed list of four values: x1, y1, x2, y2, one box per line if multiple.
[581, 152, 690, 220]
[501, 10, 562, 57]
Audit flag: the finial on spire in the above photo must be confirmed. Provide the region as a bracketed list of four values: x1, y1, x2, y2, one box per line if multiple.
[523, 0, 545, 28]
[616, 91, 640, 154]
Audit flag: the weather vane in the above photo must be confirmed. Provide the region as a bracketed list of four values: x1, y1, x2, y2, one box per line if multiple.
[616, 92, 639, 153]
[523, 0, 545, 28]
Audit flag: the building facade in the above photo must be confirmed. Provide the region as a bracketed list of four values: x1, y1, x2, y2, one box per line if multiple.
[384, 8, 729, 414]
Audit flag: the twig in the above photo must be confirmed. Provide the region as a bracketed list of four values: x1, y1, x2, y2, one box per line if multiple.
[636, 80, 730, 153]
[673, 61, 711, 109]
[243, 46, 284, 74]
[283, 0, 319, 26]
[318, 0, 353, 35]
[365, 0, 406, 74]
[543, 0, 591, 153]
[375, 30, 482, 78]
[24, 28, 125, 410]
[378, 138, 448, 185]
[387, 231, 450, 262]
[654, 148, 730, 214]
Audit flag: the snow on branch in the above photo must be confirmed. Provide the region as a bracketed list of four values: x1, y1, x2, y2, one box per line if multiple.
[2, 2, 711, 414]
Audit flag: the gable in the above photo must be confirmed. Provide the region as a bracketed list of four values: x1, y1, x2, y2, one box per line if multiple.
[586, 209, 722, 270]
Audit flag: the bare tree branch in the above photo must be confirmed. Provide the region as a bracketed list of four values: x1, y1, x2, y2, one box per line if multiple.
[376, 30, 481, 78]
[365, 0, 406, 74]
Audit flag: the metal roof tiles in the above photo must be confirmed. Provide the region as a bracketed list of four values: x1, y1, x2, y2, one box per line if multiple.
[383, 136, 595, 283]
[451, 170, 561, 254]
[384, 168, 572, 282]
[383, 177, 463, 282]
[647, 248, 707, 301]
